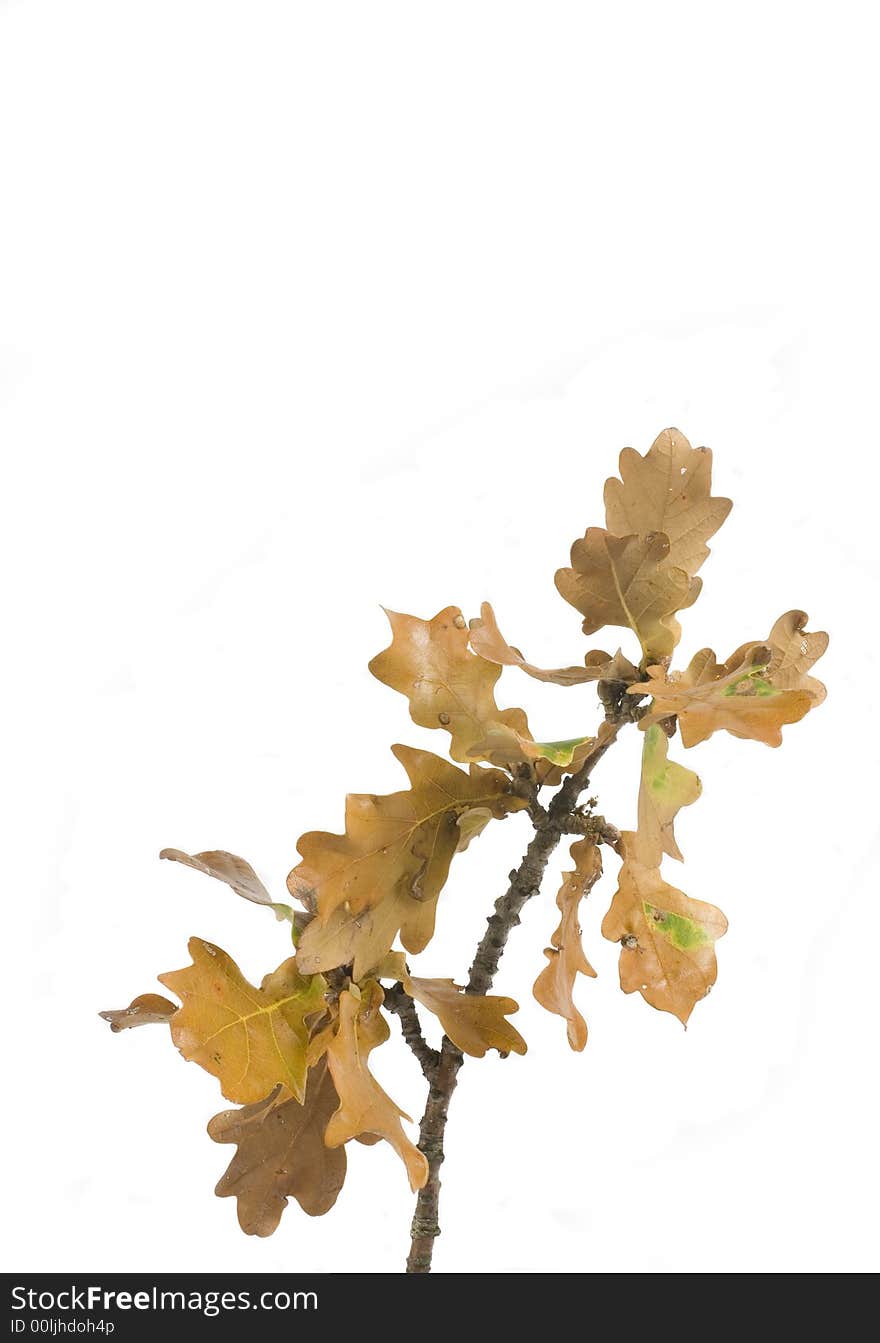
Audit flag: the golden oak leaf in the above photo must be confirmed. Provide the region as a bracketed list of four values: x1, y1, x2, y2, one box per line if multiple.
[207, 1059, 346, 1235]
[160, 848, 294, 922]
[632, 610, 828, 747]
[99, 993, 177, 1032]
[324, 986, 428, 1192]
[532, 838, 600, 1051]
[601, 840, 728, 1024]
[368, 605, 535, 764]
[555, 528, 700, 660]
[404, 976, 527, 1058]
[468, 602, 638, 686]
[633, 723, 701, 865]
[288, 744, 524, 921]
[604, 428, 732, 577]
[159, 938, 327, 1104]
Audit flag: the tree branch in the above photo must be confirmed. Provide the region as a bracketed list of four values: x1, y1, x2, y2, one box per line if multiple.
[405, 717, 624, 1273]
[384, 983, 440, 1080]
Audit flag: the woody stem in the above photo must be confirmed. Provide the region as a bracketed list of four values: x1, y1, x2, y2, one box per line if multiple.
[404, 718, 624, 1273]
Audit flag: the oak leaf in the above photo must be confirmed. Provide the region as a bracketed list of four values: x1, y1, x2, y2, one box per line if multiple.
[468, 602, 638, 686]
[633, 724, 701, 865]
[159, 938, 327, 1104]
[604, 428, 732, 577]
[404, 977, 527, 1058]
[99, 993, 176, 1032]
[555, 529, 700, 660]
[601, 840, 728, 1024]
[368, 605, 536, 764]
[160, 848, 295, 922]
[532, 839, 600, 1051]
[288, 744, 524, 920]
[323, 985, 428, 1192]
[632, 610, 828, 747]
[294, 887, 434, 980]
[207, 1059, 346, 1235]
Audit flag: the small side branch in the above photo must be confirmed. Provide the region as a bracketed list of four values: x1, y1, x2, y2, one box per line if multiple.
[384, 984, 440, 1080]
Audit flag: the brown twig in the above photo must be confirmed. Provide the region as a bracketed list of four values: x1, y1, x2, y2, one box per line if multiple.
[383, 983, 439, 1080]
[405, 718, 624, 1273]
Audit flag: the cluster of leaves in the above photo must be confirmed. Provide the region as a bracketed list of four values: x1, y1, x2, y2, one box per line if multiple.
[102, 428, 827, 1241]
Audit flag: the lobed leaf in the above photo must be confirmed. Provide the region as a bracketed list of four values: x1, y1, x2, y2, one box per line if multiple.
[208, 1060, 346, 1235]
[632, 610, 828, 747]
[604, 428, 732, 577]
[468, 601, 638, 686]
[288, 745, 525, 924]
[159, 938, 327, 1104]
[555, 528, 700, 661]
[405, 976, 527, 1058]
[322, 985, 428, 1192]
[532, 839, 600, 1051]
[601, 840, 727, 1024]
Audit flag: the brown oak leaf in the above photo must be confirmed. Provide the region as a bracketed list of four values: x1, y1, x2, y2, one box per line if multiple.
[632, 610, 828, 747]
[287, 745, 525, 924]
[404, 976, 527, 1058]
[601, 839, 728, 1024]
[532, 839, 600, 1051]
[159, 848, 294, 922]
[207, 1059, 346, 1235]
[555, 528, 700, 660]
[604, 428, 732, 577]
[159, 938, 327, 1104]
[99, 993, 177, 1032]
[468, 601, 638, 686]
[323, 985, 428, 1192]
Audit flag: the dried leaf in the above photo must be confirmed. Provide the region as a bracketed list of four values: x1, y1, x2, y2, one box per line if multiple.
[99, 993, 177, 1032]
[288, 745, 524, 925]
[208, 1059, 346, 1235]
[159, 938, 327, 1104]
[555, 528, 700, 660]
[632, 610, 828, 747]
[601, 840, 727, 1024]
[532, 839, 600, 1051]
[368, 605, 534, 764]
[604, 428, 732, 577]
[324, 986, 428, 1192]
[160, 848, 294, 922]
[634, 724, 701, 865]
[404, 977, 527, 1058]
[295, 886, 435, 979]
[469, 602, 638, 686]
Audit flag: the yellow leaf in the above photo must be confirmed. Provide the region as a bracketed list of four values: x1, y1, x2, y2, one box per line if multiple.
[159, 938, 327, 1104]
[632, 610, 828, 747]
[532, 839, 600, 1051]
[633, 724, 701, 865]
[601, 840, 727, 1025]
[604, 428, 732, 577]
[208, 1059, 346, 1235]
[555, 529, 700, 661]
[294, 887, 433, 980]
[324, 986, 428, 1193]
[468, 601, 638, 686]
[404, 976, 527, 1058]
[288, 744, 524, 922]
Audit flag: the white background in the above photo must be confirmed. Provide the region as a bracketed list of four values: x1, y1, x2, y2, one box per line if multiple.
[2, 1, 878, 1275]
